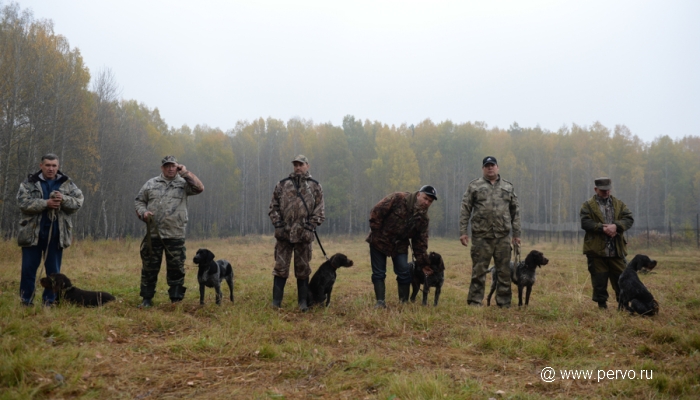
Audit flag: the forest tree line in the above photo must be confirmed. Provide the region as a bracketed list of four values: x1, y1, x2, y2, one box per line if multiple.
[2, 3, 700, 241]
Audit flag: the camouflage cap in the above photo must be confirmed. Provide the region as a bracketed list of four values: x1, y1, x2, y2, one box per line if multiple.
[594, 177, 612, 190]
[482, 156, 498, 166]
[292, 154, 309, 164]
[161, 155, 178, 165]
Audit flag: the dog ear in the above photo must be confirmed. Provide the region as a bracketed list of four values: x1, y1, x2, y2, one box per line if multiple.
[204, 249, 215, 263]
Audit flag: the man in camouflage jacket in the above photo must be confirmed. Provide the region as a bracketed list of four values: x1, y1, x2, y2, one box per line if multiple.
[580, 177, 633, 309]
[268, 155, 325, 311]
[367, 185, 437, 308]
[17, 153, 83, 306]
[134, 156, 204, 307]
[460, 156, 521, 307]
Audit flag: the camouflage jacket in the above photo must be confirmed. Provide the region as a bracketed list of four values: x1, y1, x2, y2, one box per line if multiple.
[459, 175, 521, 239]
[580, 195, 633, 258]
[269, 172, 325, 244]
[134, 171, 204, 239]
[17, 171, 84, 248]
[365, 191, 430, 266]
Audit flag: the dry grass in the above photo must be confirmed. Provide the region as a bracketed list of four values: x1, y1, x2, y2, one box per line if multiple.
[1, 236, 699, 399]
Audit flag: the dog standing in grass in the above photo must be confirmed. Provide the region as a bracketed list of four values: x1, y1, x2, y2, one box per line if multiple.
[409, 252, 445, 306]
[486, 250, 548, 307]
[192, 248, 234, 305]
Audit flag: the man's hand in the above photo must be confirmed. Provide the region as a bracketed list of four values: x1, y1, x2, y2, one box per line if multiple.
[603, 224, 618, 237]
[512, 237, 521, 245]
[422, 266, 433, 276]
[459, 234, 469, 247]
[142, 211, 154, 221]
[177, 164, 188, 175]
[47, 191, 62, 209]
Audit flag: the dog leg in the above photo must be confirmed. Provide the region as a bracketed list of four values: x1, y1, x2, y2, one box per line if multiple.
[325, 286, 333, 307]
[486, 282, 496, 306]
[215, 284, 223, 305]
[525, 285, 532, 306]
[199, 284, 206, 305]
[410, 282, 419, 303]
[434, 286, 441, 306]
[518, 285, 524, 307]
[226, 277, 234, 303]
[422, 286, 429, 306]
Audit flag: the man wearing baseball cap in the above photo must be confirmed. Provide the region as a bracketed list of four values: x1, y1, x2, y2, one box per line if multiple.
[366, 185, 437, 308]
[134, 155, 204, 308]
[580, 177, 634, 309]
[459, 156, 521, 307]
[269, 155, 325, 311]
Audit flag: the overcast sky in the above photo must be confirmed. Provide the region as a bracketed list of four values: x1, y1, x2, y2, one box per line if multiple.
[15, 0, 700, 142]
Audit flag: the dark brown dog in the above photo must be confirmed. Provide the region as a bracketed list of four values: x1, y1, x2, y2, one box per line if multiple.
[40, 273, 115, 307]
[307, 253, 354, 307]
[409, 252, 445, 306]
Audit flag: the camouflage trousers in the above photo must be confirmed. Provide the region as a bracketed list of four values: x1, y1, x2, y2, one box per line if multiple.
[587, 256, 626, 303]
[139, 237, 186, 300]
[468, 236, 512, 306]
[272, 239, 312, 279]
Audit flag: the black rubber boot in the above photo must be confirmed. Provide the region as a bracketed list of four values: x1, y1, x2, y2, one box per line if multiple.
[297, 278, 309, 312]
[398, 283, 410, 303]
[138, 298, 153, 308]
[272, 276, 287, 308]
[168, 286, 187, 303]
[373, 280, 386, 308]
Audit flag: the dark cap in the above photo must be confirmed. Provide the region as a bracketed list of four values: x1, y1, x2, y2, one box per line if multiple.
[292, 154, 309, 164]
[482, 156, 498, 167]
[594, 177, 612, 190]
[161, 155, 178, 165]
[419, 185, 438, 201]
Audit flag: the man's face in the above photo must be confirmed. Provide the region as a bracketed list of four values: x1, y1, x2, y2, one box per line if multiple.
[40, 159, 59, 180]
[595, 187, 611, 199]
[293, 161, 309, 175]
[482, 163, 499, 180]
[161, 163, 179, 179]
[416, 192, 434, 210]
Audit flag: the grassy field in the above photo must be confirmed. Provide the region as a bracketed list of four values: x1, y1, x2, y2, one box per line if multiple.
[1, 235, 699, 399]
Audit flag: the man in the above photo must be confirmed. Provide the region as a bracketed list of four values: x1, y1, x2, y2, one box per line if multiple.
[367, 185, 438, 308]
[459, 156, 521, 308]
[134, 156, 204, 308]
[17, 153, 84, 306]
[580, 177, 634, 309]
[269, 155, 325, 311]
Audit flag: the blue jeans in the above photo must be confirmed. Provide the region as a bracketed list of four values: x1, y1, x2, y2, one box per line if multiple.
[370, 246, 411, 284]
[20, 236, 63, 304]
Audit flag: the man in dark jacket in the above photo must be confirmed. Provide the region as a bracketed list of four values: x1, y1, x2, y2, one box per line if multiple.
[269, 155, 325, 311]
[580, 177, 634, 309]
[366, 185, 437, 308]
[17, 153, 84, 306]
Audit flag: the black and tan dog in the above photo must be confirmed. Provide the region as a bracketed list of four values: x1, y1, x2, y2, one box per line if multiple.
[307, 253, 354, 308]
[409, 252, 445, 306]
[618, 254, 659, 316]
[487, 250, 549, 307]
[192, 248, 234, 305]
[40, 273, 115, 307]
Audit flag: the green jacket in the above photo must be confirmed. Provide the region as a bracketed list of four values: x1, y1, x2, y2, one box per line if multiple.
[459, 176, 520, 239]
[16, 171, 84, 248]
[580, 195, 634, 257]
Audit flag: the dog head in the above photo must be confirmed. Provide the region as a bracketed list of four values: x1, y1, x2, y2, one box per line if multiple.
[193, 248, 215, 266]
[629, 254, 657, 272]
[525, 250, 549, 268]
[40, 273, 72, 294]
[329, 253, 354, 269]
[427, 252, 445, 274]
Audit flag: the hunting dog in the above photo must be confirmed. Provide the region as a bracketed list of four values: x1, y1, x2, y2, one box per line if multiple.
[192, 248, 234, 305]
[39, 273, 115, 307]
[618, 254, 659, 316]
[409, 252, 445, 306]
[486, 249, 549, 307]
[307, 253, 354, 307]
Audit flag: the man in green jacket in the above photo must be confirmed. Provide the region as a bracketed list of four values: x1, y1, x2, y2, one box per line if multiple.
[580, 177, 634, 309]
[135, 156, 204, 308]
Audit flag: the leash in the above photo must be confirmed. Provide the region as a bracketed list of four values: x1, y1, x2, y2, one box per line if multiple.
[291, 177, 328, 260]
